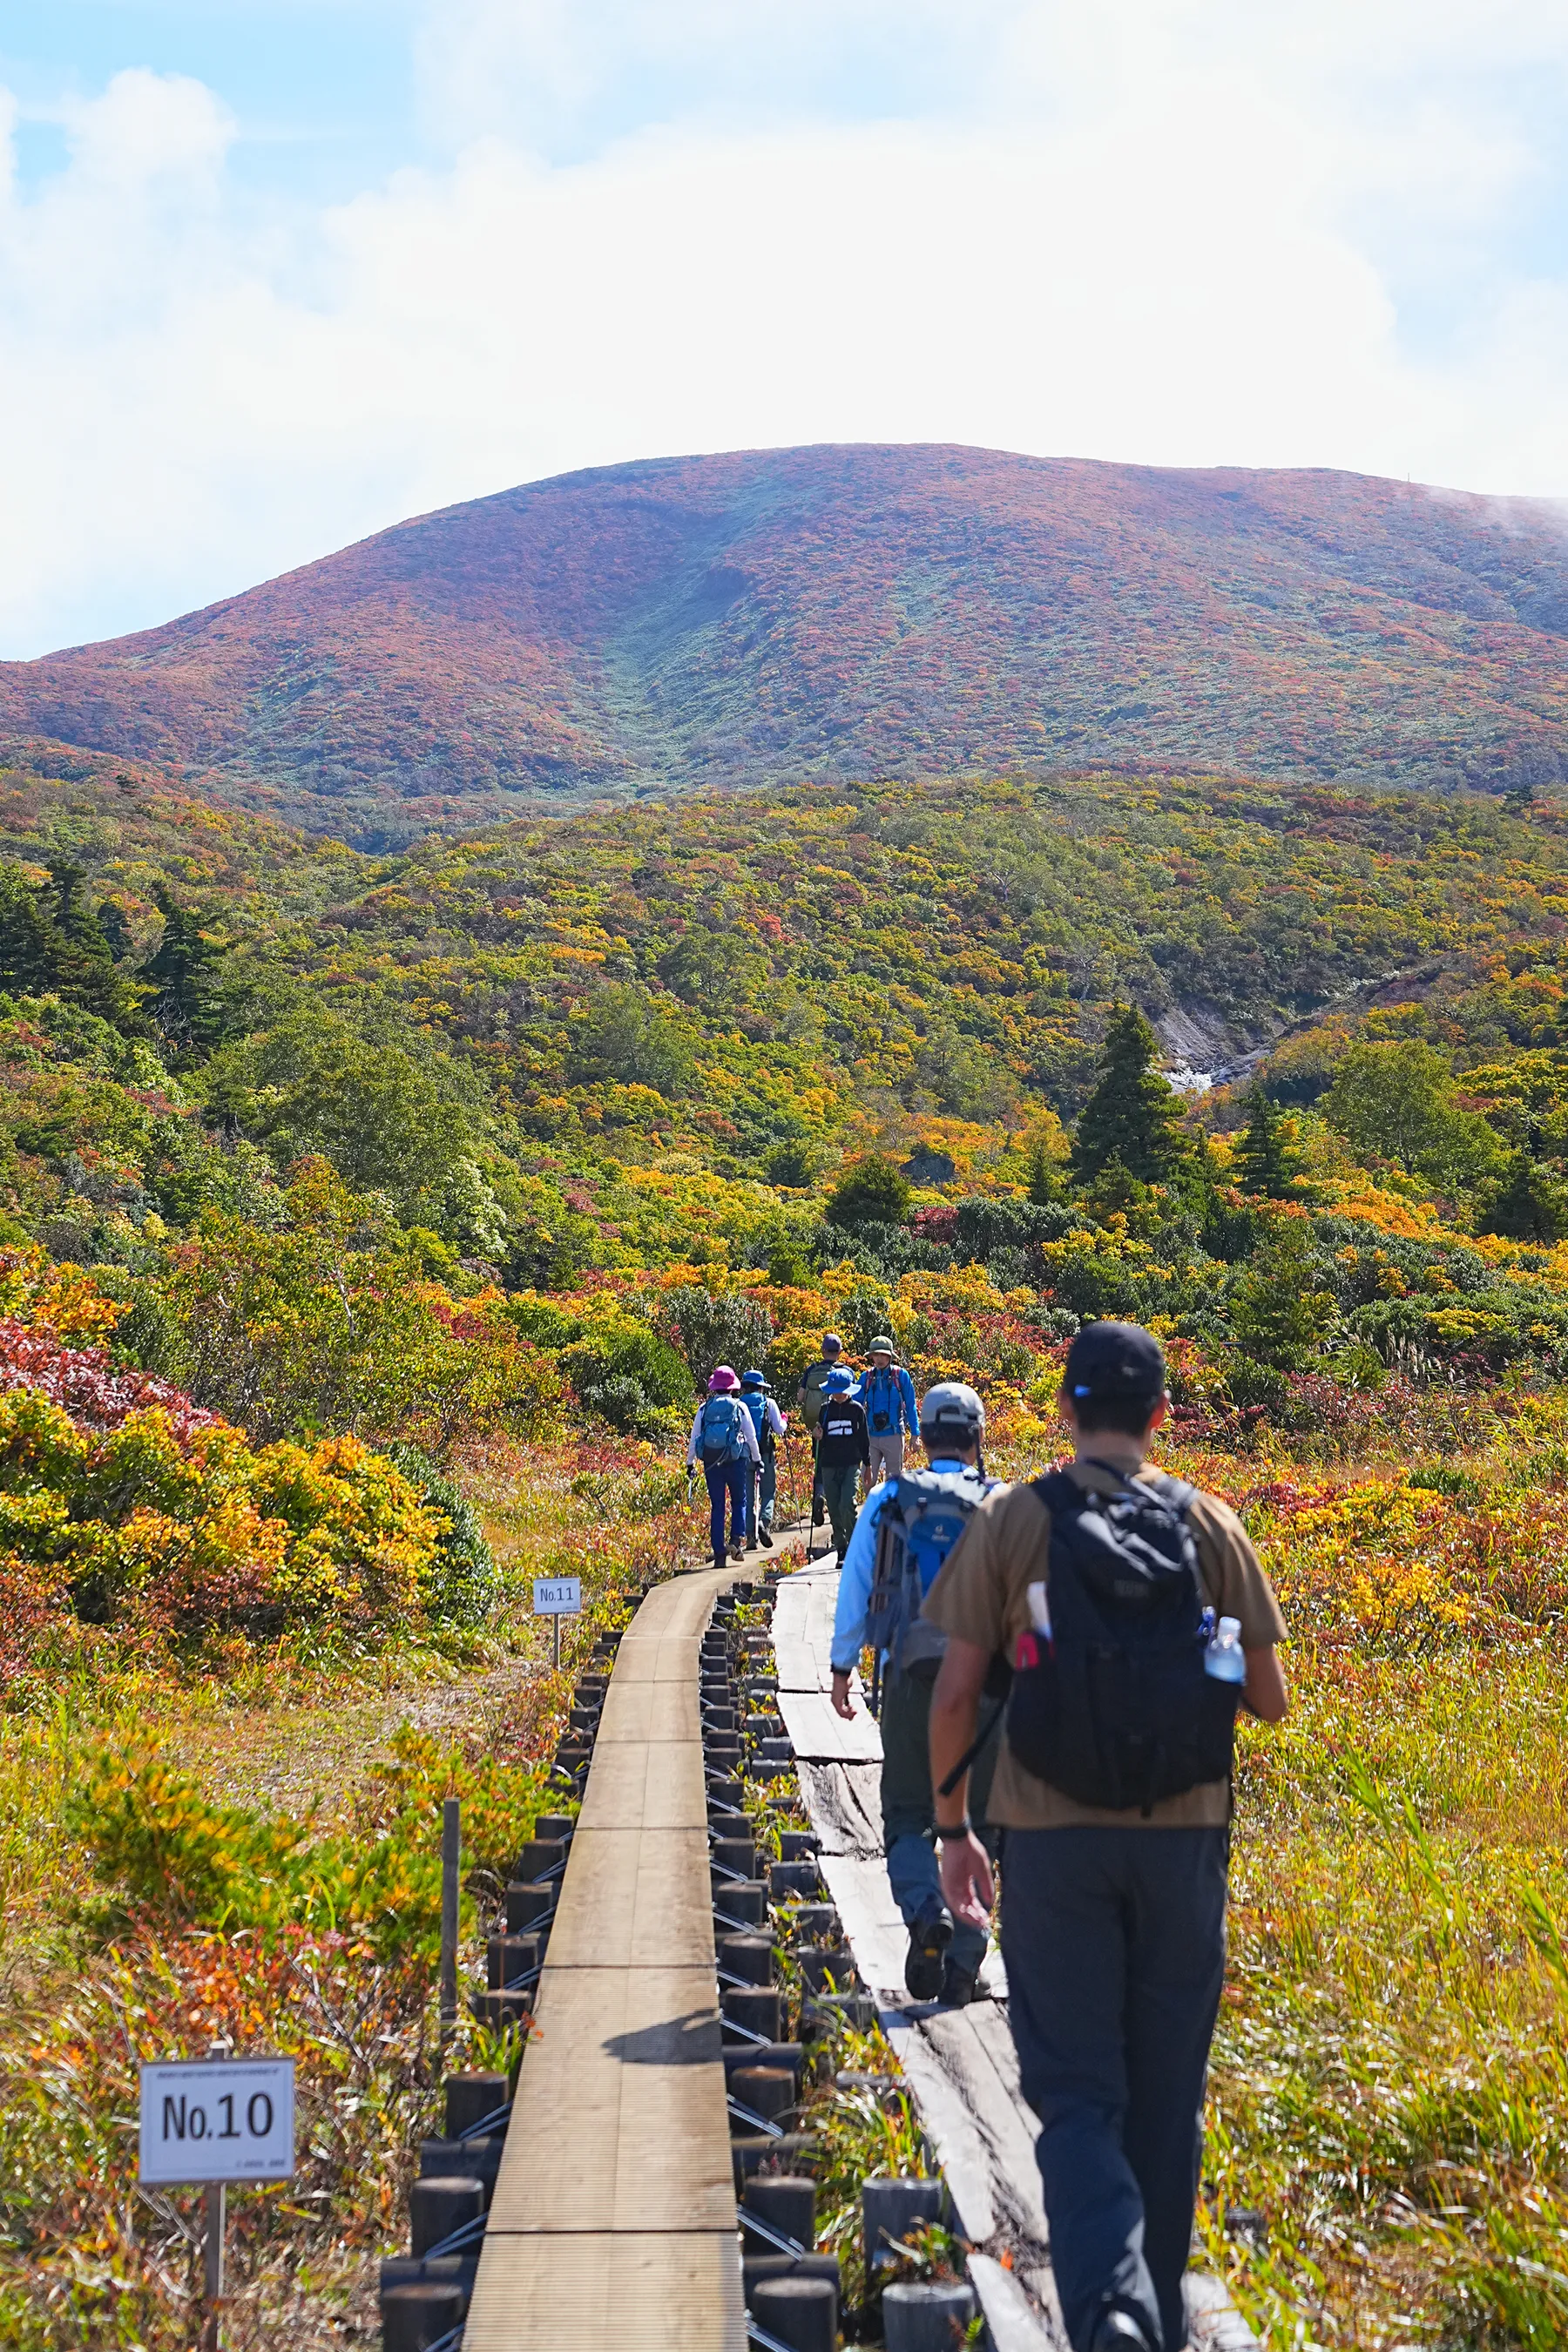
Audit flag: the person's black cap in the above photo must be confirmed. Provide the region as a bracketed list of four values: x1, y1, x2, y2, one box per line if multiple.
[1062, 1321, 1166, 1407]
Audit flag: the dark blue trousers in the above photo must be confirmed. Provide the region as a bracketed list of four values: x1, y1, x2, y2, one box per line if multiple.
[705, 1460, 746, 1564]
[1001, 1827, 1229, 2352]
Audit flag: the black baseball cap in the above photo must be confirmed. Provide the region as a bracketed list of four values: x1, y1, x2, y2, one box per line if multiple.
[1062, 1321, 1166, 1408]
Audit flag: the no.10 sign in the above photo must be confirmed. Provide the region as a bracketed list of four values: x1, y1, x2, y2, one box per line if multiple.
[139, 2058, 295, 2185]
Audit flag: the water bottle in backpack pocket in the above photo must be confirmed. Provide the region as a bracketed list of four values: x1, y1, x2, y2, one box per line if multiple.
[1007, 1469, 1240, 1815]
[867, 1468, 992, 1680]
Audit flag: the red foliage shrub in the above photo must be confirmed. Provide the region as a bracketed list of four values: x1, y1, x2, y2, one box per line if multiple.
[0, 1319, 219, 1440]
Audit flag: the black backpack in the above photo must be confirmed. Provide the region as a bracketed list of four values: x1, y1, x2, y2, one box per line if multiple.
[1006, 1465, 1240, 1815]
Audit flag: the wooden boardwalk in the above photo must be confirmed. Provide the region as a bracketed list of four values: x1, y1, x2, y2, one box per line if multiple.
[463, 1565, 749, 2352]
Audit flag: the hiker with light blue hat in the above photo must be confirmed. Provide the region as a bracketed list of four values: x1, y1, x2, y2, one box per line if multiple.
[814, 1363, 868, 1558]
[739, 1369, 787, 1548]
[854, 1336, 919, 1489]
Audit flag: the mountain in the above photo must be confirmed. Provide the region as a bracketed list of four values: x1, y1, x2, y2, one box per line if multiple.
[3, 444, 1568, 845]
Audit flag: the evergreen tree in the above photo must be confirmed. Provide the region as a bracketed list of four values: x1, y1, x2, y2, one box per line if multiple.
[1229, 1218, 1337, 1370]
[0, 859, 139, 1027]
[143, 888, 226, 1051]
[1233, 1087, 1302, 1199]
[1071, 1005, 1184, 1186]
[1026, 1135, 1064, 1205]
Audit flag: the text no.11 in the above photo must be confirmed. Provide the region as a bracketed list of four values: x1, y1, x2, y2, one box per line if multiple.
[533, 1572, 581, 1669]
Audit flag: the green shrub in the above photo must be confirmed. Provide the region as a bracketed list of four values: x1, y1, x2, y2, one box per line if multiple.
[825, 1153, 912, 1230]
[382, 1443, 499, 1626]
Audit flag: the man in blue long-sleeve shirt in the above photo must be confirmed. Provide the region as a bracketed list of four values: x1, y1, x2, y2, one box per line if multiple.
[854, 1337, 920, 1490]
[828, 1381, 1004, 2004]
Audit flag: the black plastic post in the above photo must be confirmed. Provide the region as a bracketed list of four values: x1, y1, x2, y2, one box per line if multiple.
[862, 2176, 944, 2276]
[750, 2272, 837, 2352]
[881, 2279, 978, 2350]
[382, 2281, 466, 2352]
[409, 2176, 484, 2259]
[444, 2071, 509, 2139]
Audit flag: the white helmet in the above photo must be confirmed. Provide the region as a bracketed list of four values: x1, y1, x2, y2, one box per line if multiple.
[919, 1381, 985, 1447]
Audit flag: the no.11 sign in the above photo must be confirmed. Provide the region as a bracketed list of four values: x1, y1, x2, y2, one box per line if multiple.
[533, 1573, 581, 1668]
[139, 2057, 295, 2185]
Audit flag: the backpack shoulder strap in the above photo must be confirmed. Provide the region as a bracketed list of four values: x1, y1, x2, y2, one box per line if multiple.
[1139, 1470, 1197, 1517]
[1031, 1467, 1084, 1515]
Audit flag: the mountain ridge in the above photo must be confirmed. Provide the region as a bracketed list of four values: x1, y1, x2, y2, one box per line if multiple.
[4, 443, 1568, 845]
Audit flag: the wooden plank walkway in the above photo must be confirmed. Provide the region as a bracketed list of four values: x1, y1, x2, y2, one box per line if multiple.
[463, 1565, 748, 2352]
[774, 1562, 1260, 2352]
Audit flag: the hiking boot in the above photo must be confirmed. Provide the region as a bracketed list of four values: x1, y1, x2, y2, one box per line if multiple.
[903, 1896, 953, 2003]
[760, 1527, 774, 1549]
[728, 1541, 746, 1560]
[939, 1957, 978, 2008]
[1089, 2309, 1156, 2352]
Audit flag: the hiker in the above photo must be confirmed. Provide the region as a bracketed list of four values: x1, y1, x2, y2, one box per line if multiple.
[797, 1331, 845, 1526]
[829, 1382, 1004, 2006]
[854, 1336, 919, 1487]
[739, 1369, 787, 1549]
[813, 1364, 868, 1558]
[686, 1365, 762, 1573]
[924, 1321, 1288, 2352]
[797, 1330, 845, 1431]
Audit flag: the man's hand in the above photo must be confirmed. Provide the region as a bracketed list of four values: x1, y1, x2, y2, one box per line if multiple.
[830, 1669, 856, 1721]
[938, 1828, 993, 1931]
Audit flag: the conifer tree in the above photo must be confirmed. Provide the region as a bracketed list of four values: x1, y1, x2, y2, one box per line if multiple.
[144, 888, 226, 1051]
[1026, 1135, 1064, 1205]
[1071, 1005, 1184, 1185]
[1233, 1087, 1302, 1199]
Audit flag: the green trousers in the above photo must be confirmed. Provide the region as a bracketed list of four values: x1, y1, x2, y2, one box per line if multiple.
[880, 1665, 1004, 1977]
[819, 1460, 860, 1555]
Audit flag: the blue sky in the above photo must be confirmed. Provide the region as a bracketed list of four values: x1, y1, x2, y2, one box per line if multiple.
[3, 1, 1568, 657]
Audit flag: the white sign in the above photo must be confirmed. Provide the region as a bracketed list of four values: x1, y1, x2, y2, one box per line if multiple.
[139, 2058, 295, 2185]
[533, 1575, 582, 1615]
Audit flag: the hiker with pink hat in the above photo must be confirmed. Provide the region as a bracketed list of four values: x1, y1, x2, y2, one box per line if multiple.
[686, 1364, 762, 1571]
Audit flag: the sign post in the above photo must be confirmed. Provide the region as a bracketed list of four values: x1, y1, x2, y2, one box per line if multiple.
[533, 1573, 581, 1672]
[139, 2054, 295, 2350]
[439, 1795, 461, 2050]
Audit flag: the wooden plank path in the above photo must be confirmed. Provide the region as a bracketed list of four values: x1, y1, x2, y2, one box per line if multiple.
[774, 1561, 1260, 2352]
[463, 1565, 749, 2352]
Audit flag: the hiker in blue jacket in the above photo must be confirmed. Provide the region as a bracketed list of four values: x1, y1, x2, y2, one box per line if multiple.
[828, 1380, 1003, 2006]
[738, 1369, 787, 1549]
[686, 1365, 761, 1572]
[854, 1336, 919, 1489]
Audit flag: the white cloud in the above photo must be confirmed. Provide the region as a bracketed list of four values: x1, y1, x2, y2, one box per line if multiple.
[2, 6, 1568, 655]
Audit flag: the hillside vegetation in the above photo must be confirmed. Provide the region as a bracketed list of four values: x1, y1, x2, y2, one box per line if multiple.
[10, 751, 1568, 2341]
[4, 447, 1568, 840]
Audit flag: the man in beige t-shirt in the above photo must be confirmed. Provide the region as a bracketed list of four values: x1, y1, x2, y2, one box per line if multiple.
[925, 1321, 1287, 2352]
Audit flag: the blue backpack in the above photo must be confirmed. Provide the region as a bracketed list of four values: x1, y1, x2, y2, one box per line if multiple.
[866, 1467, 995, 1680]
[698, 1396, 747, 1465]
[740, 1391, 775, 1459]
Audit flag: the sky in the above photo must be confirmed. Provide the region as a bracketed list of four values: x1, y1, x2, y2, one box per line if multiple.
[2, 2, 1568, 657]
